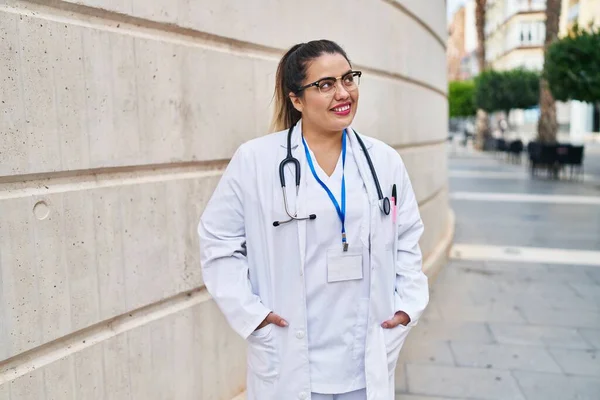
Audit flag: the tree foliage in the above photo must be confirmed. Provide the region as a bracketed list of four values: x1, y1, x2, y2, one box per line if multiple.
[449, 80, 476, 117]
[475, 68, 540, 114]
[544, 24, 600, 104]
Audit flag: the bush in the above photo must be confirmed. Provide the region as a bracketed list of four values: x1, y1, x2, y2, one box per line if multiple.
[474, 68, 540, 115]
[449, 80, 477, 118]
[544, 24, 600, 104]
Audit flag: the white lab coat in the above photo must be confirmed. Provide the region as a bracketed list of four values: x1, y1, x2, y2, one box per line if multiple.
[198, 121, 429, 400]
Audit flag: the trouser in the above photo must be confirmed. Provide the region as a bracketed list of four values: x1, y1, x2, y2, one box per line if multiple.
[311, 389, 367, 400]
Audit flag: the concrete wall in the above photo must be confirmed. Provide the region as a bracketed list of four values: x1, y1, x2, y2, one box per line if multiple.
[0, 0, 452, 398]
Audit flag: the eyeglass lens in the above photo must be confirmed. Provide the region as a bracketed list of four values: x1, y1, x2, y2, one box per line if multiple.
[317, 72, 361, 94]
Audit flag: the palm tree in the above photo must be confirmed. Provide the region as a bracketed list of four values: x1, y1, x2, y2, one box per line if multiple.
[475, 0, 490, 149]
[537, 0, 562, 143]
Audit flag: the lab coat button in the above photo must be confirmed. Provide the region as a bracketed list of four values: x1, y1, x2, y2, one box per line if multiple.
[296, 330, 305, 339]
[298, 391, 308, 400]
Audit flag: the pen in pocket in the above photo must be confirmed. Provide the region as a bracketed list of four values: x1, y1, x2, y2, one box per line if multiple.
[391, 184, 397, 224]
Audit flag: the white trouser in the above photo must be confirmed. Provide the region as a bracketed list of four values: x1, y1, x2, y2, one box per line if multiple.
[311, 389, 367, 400]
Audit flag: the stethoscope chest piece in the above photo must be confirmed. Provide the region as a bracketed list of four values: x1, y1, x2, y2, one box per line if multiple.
[380, 197, 391, 216]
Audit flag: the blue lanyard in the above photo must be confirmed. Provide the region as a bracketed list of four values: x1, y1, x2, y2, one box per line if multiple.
[302, 129, 348, 251]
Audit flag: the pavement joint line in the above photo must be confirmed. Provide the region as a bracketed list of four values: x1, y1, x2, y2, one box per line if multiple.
[397, 390, 481, 399]
[478, 321, 599, 332]
[484, 322, 498, 345]
[576, 328, 598, 349]
[404, 362, 585, 376]
[545, 346, 568, 376]
[446, 340, 460, 367]
[450, 244, 600, 267]
[585, 270, 600, 285]
[449, 170, 599, 182]
[450, 191, 600, 205]
[510, 369, 529, 400]
[399, 364, 540, 399]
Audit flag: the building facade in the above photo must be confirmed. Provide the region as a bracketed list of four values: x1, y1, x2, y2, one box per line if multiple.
[483, 0, 547, 133]
[484, 0, 600, 140]
[485, 0, 569, 136]
[485, 0, 547, 71]
[461, 0, 480, 79]
[448, 5, 467, 81]
[447, 1, 479, 81]
[0, 1, 453, 399]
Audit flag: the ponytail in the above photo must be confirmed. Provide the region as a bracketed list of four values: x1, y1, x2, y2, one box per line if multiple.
[270, 44, 304, 132]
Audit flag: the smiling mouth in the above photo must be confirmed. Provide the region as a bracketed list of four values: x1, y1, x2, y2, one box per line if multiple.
[331, 104, 351, 112]
[331, 103, 352, 117]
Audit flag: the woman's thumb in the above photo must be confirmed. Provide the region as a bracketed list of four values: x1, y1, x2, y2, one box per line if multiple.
[268, 312, 288, 327]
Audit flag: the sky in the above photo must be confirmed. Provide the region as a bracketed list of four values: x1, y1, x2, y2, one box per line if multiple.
[447, 0, 466, 23]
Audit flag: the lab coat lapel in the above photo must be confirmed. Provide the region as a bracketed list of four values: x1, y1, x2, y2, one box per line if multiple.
[347, 127, 376, 201]
[347, 127, 376, 250]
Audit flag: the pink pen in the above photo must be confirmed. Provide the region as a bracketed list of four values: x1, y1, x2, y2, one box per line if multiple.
[391, 184, 397, 224]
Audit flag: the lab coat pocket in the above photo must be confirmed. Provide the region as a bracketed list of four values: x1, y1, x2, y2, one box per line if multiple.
[353, 298, 370, 360]
[382, 324, 411, 375]
[247, 324, 279, 381]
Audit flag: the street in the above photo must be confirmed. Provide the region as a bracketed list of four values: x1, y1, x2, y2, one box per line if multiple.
[395, 144, 600, 400]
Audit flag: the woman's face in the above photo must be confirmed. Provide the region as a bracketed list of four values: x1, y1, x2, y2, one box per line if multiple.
[290, 52, 359, 134]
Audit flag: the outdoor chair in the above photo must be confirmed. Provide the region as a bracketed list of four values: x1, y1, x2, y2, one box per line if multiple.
[566, 145, 585, 180]
[508, 139, 524, 164]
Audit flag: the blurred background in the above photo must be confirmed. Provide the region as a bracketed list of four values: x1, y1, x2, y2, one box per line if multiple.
[0, 0, 598, 399]
[424, 1, 600, 400]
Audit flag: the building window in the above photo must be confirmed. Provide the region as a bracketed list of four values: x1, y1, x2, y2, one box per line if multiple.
[568, 2, 580, 21]
[519, 21, 545, 46]
[520, 22, 531, 45]
[517, 0, 529, 12]
[531, 0, 546, 11]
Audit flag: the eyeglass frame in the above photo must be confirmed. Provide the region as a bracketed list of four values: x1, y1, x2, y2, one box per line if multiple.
[295, 70, 362, 95]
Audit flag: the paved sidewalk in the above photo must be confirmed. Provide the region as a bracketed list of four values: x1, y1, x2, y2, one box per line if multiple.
[395, 148, 600, 400]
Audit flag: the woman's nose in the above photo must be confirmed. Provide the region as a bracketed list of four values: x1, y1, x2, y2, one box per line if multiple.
[334, 82, 350, 100]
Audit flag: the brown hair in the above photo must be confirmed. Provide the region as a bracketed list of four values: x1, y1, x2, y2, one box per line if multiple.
[270, 40, 352, 132]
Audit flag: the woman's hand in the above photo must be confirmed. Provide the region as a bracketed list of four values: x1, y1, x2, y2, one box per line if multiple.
[255, 312, 288, 331]
[381, 310, 410, 329]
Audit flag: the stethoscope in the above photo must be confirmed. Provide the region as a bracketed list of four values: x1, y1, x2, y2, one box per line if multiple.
[273, 125, 391, 227]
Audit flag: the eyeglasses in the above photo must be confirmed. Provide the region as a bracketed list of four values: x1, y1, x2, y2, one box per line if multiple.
[296, 70, 362, 96]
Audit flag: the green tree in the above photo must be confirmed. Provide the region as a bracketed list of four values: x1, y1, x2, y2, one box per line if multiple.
[449, 80, 476, 118]
[506, 68, 541, 110]
[475, 68, 540, 130]
[544, 24, 600, 105]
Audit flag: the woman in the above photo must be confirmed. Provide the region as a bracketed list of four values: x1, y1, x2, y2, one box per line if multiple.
[198, 40, 429, 400]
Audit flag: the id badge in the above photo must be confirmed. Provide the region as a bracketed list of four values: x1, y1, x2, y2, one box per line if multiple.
[327, 246, 363, 283]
